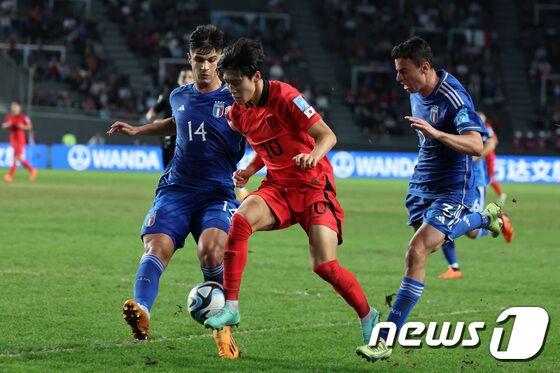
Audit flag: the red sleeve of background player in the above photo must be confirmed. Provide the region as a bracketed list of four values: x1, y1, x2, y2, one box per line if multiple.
[23, 115, 32, 126]
[225, 105, 239, 132]
[278, 84, 322, 132]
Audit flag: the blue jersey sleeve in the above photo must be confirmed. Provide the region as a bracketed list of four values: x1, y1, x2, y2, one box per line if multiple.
[453, 106, 487, 136]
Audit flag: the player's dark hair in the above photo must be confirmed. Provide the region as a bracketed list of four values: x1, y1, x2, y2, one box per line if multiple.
[219, 38, 265, 79]
[11, 100, 21, 105]
[180, 65, 192, 73]
[189, 24, 224, 54]
[391, 36, 433, 68]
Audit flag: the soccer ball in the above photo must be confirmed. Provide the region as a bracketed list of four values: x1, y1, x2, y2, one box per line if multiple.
[187, 281, 225, 324]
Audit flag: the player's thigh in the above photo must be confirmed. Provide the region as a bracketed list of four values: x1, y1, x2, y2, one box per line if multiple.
[307, 224, 339, 266]
[191, 198, 239, 265]
[142, 233, 175, 267]
[237, 194, 279, 231]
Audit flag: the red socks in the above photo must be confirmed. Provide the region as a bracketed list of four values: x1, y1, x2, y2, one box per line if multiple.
[9, 160, 33, 176]
[313, 259, 370, 318]
[223, 213, 253, 301]
[491, 180, 503, 196]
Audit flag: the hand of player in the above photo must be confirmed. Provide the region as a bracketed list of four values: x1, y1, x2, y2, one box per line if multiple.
[233, 169, 253, 188]
[2, 121, 11, 129]
[106, 121, 138, 136]
[293, 153, 318, 169]
[405, 116, 441, 140]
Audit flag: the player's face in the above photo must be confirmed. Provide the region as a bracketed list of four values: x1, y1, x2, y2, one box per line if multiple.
[223, 70, 259, 105]
[394, 58, 428, 93]
[177, 70, 194, 86]
[188, 49, 221, 87]
[10, 102, 21, 115]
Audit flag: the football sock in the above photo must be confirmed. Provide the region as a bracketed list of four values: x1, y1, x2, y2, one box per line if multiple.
[360, 308, 376, 326]
[380, 277, 424, 342]
[491, 181, 503, 196]
[201, 262, 224, 284]
[475, 228, 489, 238]
[223, 214, 252, 301]
[313, 259, 370, 318]
[225, 300, 239, 312]
[21, 159, 33, 172]
[8, 161, 17, 176]
[451, 212, 486, 239]
[134, 253, 164, 311]
[441, 241, 459, 269]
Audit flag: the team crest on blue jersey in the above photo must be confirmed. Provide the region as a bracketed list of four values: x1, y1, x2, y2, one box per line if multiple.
[213, 101, 225, 118]
[429, 105, 439, 124]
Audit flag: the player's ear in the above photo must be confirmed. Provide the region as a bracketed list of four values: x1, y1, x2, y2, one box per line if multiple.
[187, 52, 193, 65]
[252, 70, 262, 83]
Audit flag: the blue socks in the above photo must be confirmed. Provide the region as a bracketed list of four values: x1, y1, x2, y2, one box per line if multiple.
[380, 277, 425, 341]
[441, 241, 459, 268]
[201, 262, 224, 284]
[451, 212, 488, 239]
[134, 254, 165, 311]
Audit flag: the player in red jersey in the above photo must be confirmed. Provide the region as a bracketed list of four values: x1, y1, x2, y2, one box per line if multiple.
[2, 101, 37, 183]
[479, 112, 506, 205]
[204, 38, 380, 346]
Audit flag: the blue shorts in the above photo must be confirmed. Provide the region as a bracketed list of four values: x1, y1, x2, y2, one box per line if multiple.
[140, 187, 240, 249]
[405, 194, 468, 239]
[470, 186, 486, 213]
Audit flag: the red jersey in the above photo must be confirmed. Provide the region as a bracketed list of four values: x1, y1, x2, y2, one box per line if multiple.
[227, 80, 334, 189]
[4, 113, 30, 145]
[485, 123, 496, 161]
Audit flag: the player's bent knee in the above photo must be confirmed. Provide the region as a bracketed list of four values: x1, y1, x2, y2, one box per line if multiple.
[405, 243, 428, 268]
[198, 243, 224, 267]
[143, 240, 173, 267]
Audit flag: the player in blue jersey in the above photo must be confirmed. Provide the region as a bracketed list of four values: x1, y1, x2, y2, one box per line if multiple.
[107, 25, 243, 359]
[439, 113, 515, 279]
[356, 37, 504, 362]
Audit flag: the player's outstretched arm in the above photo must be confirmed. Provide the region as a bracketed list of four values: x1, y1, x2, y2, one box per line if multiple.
[293, 119, 337, 169]
[234, 154, 264, 188]
[405, 116, 483, 156]
[107, 117, 176, 137]
[2, 121, 10, 129]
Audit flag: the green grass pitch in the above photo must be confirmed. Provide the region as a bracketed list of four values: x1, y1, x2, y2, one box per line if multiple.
[1, 170, 558, 372]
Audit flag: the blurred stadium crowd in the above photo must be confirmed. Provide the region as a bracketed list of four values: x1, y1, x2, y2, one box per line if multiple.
[0, 0, 558, 152]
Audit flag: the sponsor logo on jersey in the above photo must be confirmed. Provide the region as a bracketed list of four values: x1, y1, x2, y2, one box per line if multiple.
[213, 101, 225, 118]
[430, 105, 439, 124]
[177, 104, 185, 111]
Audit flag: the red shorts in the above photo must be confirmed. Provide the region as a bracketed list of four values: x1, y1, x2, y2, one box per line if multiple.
[252, 178, 344, 244]
[11, 142, 24, 157]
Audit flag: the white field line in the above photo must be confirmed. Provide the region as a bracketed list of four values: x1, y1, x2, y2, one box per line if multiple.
[0, 306, 504, 358]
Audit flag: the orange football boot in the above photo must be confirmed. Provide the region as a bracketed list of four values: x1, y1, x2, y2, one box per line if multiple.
[438, 268, 462, 280]
[122, 299, 150, 340]
[500, 213, 514, 243]
[213, 325, 240, 359]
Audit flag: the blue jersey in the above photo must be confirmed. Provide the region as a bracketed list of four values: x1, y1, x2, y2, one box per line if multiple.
[473, 129, 490, 187]
[159, 83, 245, 191]
[408, 70, 487, 206]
